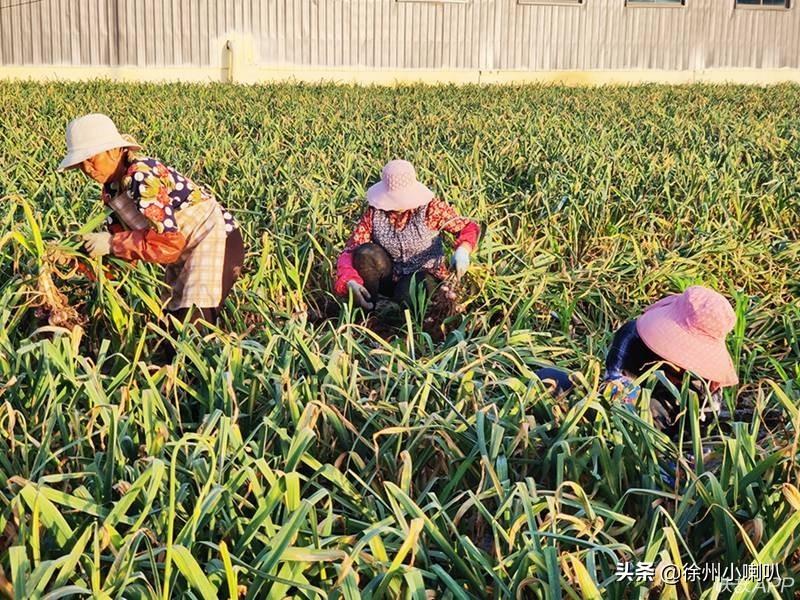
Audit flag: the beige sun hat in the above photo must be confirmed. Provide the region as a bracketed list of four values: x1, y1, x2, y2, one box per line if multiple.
[57, 113, 141, 172]
[366, 159, 434, 211]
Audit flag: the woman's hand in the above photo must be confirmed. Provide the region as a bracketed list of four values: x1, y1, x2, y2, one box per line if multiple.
[82, 232, 112, 258]
[347, 280, 373, 310]
[451, 245, 471, 279]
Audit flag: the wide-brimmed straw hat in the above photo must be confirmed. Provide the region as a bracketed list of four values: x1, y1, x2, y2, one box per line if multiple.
[635, 286, 739, 387]
[366, 159, 434, 211]
[57, 113, 141, 172]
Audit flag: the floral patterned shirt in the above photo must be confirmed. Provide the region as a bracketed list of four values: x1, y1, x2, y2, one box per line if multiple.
[103, 155, 237, 238]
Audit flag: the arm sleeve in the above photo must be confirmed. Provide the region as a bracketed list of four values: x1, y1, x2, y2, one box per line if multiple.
[100, 186, 127, 234]
[109, 160, 187, 264]
[110, 230, 187, 264]
[603, 319, 644, 404]
[334, 208, 374, 296]
[604, 320, 641, 380]
[425, 198, 480, 251]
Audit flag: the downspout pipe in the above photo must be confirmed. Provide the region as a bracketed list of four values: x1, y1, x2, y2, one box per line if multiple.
[225, 40, 234, 83]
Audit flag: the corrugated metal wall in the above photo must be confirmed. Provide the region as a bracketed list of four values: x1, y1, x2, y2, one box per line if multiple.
[1, 0, 798, 70]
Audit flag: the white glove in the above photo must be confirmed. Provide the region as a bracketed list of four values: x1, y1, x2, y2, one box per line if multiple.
[82, 232, 112, 258]
[347, 280, 373, 310]
[451, 244, 471, 279]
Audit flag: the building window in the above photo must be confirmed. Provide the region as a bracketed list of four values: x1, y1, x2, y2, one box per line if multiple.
[735, 0, 790, 7]
[626, 0, 685, 5]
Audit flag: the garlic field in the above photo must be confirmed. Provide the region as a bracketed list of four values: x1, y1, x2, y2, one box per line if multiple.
[0, 82, 798, 599]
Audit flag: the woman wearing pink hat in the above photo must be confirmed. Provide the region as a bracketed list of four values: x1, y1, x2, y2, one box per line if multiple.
[537, 286, 739, 431]
[603, 285, 739, 427]
[334, 159, 480, 309]
[58, 113, 244, 328]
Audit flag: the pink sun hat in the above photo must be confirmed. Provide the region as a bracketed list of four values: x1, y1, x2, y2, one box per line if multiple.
[366, 159, 435, 211]
[635, 286, 739, 387]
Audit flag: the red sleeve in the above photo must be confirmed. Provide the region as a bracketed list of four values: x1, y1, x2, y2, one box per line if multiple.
[425, 198, 480, 251]
[334, 208, 374, 296]
[110, 230, 187, 264]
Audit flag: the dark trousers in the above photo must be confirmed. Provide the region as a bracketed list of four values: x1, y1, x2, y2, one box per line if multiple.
[534, 367, 574, 395]
[167, 228, 245, 326]
[352, 243, 438, 307]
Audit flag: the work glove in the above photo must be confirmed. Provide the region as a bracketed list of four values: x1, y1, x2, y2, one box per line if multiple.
[347, 280, 373, 310]
[451, 244, 471, 279]
[82, 232, 112, 258]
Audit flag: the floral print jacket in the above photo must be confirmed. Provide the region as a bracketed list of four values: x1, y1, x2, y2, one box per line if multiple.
[103, 154, 237, 263]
